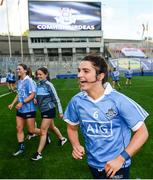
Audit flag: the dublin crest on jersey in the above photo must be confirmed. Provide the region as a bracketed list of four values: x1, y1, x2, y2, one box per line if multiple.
[105, 108, 117, 120]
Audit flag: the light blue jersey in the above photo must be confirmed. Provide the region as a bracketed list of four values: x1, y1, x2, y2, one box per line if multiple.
[64, 83, 149, 169]
[125, 69, 133, 78]
[111, 70, 120, 81]
[6, 72, 11, 82]
[8, 72, 16, 82]
[17, 75, 36, 113]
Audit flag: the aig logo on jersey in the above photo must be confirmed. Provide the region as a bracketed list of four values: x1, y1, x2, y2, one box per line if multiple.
[105, 108, 117, 120]
[82, 120, 113, 137]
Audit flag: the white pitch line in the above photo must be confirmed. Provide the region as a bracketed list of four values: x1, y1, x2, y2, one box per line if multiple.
[0, 92, 11, 98]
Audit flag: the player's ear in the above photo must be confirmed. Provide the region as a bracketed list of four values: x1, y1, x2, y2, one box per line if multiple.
[97, 73, 105, 81]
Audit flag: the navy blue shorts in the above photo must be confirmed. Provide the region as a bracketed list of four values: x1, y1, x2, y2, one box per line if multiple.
[41, 108, 56, 119]
[16, 111, 36, 119]
[89, 165, 130, 179]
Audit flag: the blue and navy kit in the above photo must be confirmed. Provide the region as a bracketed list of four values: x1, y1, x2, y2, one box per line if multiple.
[17, 75, 36, 113]
[6, 72, 11, 82]
[6, 72, 16, 82]
[64, 83, 149, 169]
[111, 70, 120, 81]
[125, 69, 133, 78]
[36, 80, 63, 114]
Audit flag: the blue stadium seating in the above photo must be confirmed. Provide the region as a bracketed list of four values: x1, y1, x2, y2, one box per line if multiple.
[56, 74, 77, 79]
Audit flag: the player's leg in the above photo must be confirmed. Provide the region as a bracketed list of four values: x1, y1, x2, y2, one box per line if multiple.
[10, 82, 14, 91]
[50, 120, 67, 146]
[31, 118, 51, 160]
[7, 82, 11, 91]
[13, 115, 25, 156]
[129, 78, 132, 85]
[117, 80, 121, 90]
[125, 78, 128, 85]
[25, 111, 40, 140]
[112, 80, 115, 88]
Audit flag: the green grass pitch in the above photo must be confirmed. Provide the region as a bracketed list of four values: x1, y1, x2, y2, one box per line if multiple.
[0, 77, 153, 178]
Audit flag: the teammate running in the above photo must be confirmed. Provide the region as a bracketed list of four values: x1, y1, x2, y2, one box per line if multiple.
[125, 67, 133, 86]
[8, 64, 40, 156]
[31, 67, 67, 161]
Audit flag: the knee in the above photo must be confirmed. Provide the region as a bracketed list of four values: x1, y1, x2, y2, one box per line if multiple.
[40, 128, 47, 136]
[16, 126, 23, 133]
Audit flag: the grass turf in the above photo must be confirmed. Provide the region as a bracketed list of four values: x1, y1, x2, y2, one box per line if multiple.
[0, 77, 153, 178]
[0, 84, 9, 95]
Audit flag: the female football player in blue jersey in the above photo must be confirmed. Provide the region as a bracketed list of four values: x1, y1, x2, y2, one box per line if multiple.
[125, 67, 133, 86]
[64, 55, 149, 179]
[111, 67, 121, 89]
[8, 64, 40, 156]
[6, 70, 12, 92]
[31, 67, 67, 161]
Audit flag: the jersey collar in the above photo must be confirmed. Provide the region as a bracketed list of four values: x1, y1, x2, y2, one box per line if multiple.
[82, 82, 113, 103]
[21, 75, 29, 81]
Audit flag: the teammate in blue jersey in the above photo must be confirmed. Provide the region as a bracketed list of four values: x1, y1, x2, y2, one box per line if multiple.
[125, 67, 133, 86]
[31, 67, 67, 161]
[6, 70, 16, 92]
[64, 55, 149, 179]
[6, 70, 12, 91]
[8, 64, 40, 156]
[111, 67, 121, 89]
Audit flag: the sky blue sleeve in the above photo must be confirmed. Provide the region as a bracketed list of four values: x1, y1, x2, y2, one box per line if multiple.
[64, 98, 79, 125]
[117, 94, 149, 129]
[28, 79, 36, 93]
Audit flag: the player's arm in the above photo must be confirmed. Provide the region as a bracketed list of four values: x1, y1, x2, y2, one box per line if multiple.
[124, 122, 148, 157]
[105, 123, 148, 178]
[16, 92, 35, 110]
[8, 95, 18, 110]
[23, 92, 36, 103]
[49, 83, 63, 118]
[67, 123, 85, 160]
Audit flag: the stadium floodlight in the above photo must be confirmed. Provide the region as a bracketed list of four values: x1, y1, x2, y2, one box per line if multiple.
[6, 0, 12, 58]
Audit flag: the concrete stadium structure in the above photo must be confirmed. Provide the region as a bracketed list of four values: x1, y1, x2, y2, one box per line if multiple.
[1, 34, 153, 77]
[0, 35, 29, 56]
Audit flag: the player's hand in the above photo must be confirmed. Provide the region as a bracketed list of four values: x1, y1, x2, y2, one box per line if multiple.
[104, 155, 125, 178]
[15, 102, 23, 109]
[34, 99, 37, 105]
[72, 145, 85, 160]
[8, 104, 14, 110]
[59, 113, 63, 119]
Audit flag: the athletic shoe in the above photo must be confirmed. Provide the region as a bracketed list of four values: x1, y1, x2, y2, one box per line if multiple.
[58, 137, 67, 146]
[25, 133, 37, 140]
[12, 89, 17, 93]
[31, 152, 42, 161]
[46, 133, 51, 145]
[13, 149, 24, 156]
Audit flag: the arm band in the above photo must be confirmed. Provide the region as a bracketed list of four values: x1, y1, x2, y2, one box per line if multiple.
[120, 150, 131, 161]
